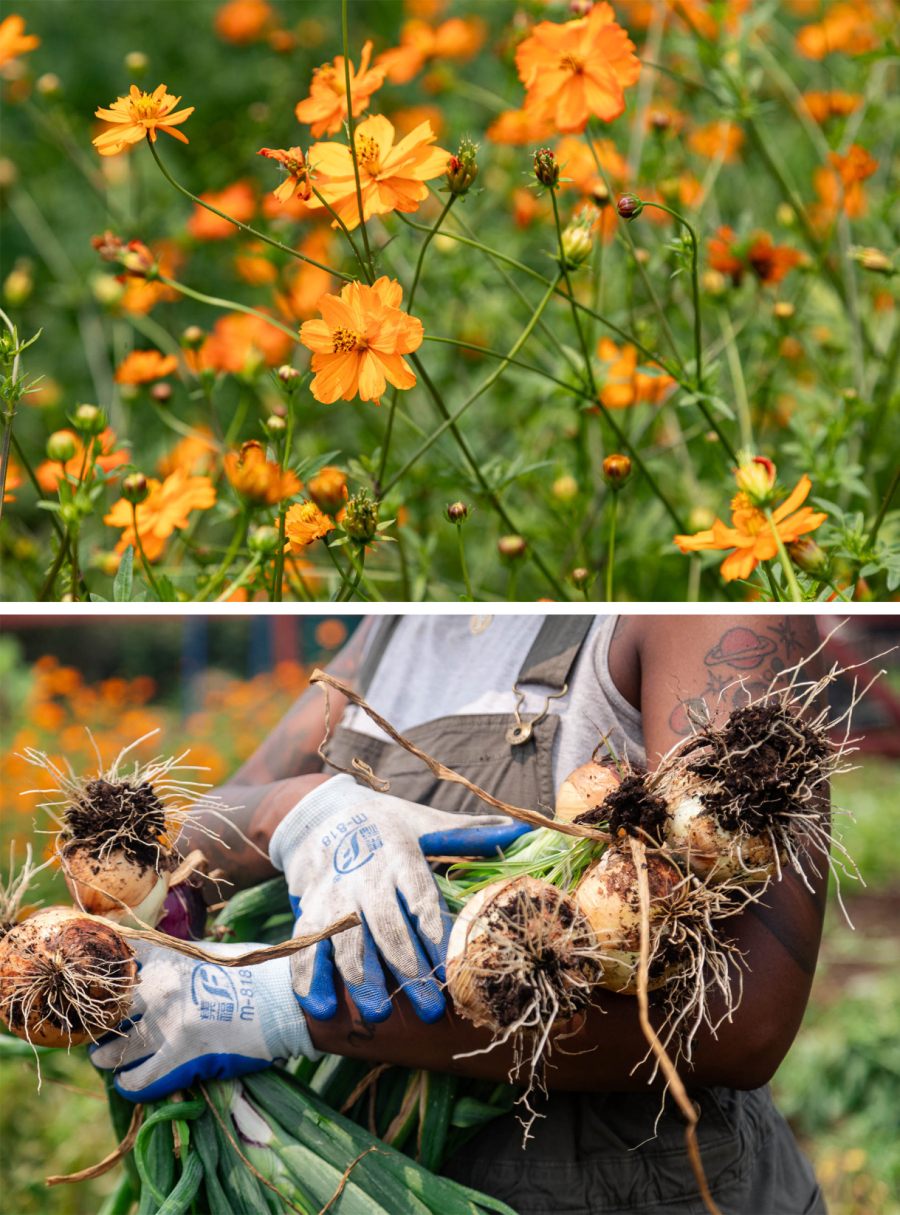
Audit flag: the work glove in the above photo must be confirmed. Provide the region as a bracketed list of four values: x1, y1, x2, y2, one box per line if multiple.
[90, 939, 320, 1103]
[269, 774, 531, 1025]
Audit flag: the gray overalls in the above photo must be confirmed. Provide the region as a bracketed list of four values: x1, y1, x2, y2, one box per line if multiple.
[325, 617, 826, 1215]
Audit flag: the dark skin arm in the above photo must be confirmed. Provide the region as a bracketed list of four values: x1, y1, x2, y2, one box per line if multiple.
[190, 615, 827, 1093]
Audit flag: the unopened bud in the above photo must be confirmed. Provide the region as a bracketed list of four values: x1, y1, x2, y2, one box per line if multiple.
[649, 109, 672, 133]
[842, 387, 857, 401]
[181, 325, 205, 350]
[570, 566, 593, 590]
[589, 178, 610, 207]
[561, 218, 594, 267]
[278, 364, 301, 387]
[0, 159, 18, 190]
[36, 73, 62, 99]
[445, 137, 479, 196]
[92, 273, 125, 306]
[552, 474, 579, 502]
[150, 381, 173, 403]
[342, 490, 378, 542]
[73, 404, 105, 434]
[533, 148, 559, 189]
[3, 258, 33, 306]
[569, 0, 593, 14]
[121, 473, 149, 504]
[602, 453, 632, 489]
[445, 501, 469, 524]
[125, 52, 149, 77]
[688, 505, 715, 532]
[498, 534, 526, 560]
[776, 202, 795, 228]
[852, 246, 892, 274]
[46, 431, 77, 463]
[734, 454, 776, 504]
[773, 301, 795, 320]
[787, 536, 829, 578]
[248, 525, 282, 555]
[616, 193, 643, 220]
[702, 269, 727, 295]
[265, 414, 287, 438]
[658, 176, 680, 204]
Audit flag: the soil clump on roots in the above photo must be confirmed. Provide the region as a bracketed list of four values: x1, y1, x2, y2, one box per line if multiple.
[575, 765, 668, 844]
[63, 778, 169, 870]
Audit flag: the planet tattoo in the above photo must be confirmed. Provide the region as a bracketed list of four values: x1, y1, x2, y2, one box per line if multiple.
[704, 627, 776, 671]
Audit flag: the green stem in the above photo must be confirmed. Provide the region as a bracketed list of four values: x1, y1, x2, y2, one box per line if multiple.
[423, 335, 596, 398]
[195, 509, 249, 601]
[345, 541, 383, 600]
[131, 502, 162, 597]
[550, 190, 597, 396]
[215, 553, 262, 602]
[158, 276, 301, 345]
[68, 524, 80, 601]
[592, 399, 686, 531]
[147, 139, 351, 280]
[341, 0, 374, 277]
[457, 523, 473, 600]
[606, 493, 618, 602]
[11, 432, 64, 539]
[324, 534, 357, 599]
[37, 532, 69, 601]
[867, 461, 900, 548]
[506, 565, 518, 601]
[764, 508, 803, 602]
[310, 185, 370, 283]
[763, 560, 783, 602]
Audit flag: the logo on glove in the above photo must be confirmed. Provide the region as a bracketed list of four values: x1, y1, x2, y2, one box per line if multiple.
[191, 963, 238, 1024]
[333, 822, 384, 875]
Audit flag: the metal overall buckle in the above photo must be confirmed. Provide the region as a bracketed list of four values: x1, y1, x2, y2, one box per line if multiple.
[505, 683, 568, 745]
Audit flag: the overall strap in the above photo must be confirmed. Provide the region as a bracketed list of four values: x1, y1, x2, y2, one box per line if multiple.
[517, 616, 595, 691]
[356, 616, 402, 695]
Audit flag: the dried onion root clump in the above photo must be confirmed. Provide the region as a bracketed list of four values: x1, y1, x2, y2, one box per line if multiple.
[0, 907, 136, 1048]
[446, 876, 605, 1138]
[20, 730, 226, 928]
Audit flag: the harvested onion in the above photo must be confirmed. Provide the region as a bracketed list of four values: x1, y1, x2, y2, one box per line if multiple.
[665, 789, 781, 884]
[62, 844, 170, 928]
[0, 907, 136, 1048]
[555, 760, 622, 823]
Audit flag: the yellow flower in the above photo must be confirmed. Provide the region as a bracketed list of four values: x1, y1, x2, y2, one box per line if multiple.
[284, 499, 335, 551]
[92, 84, 194, 157]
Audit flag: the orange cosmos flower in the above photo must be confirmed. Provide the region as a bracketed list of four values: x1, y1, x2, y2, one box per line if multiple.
[214, 0, 273, 45]
[809, 144, 878, 232]
[391, 104, 445, 139]
[276, 230, 337, 322]
[92, 85, 194, 157]
[596, 338, 675, 409]
[515, 2, 640, 135]
[119, 239, 184, 315]
[258, 146, 313, 205]
[284, 500, 335, 551]
[157, 430, 217, 478]
[0, 14, 40, 67]
[224, 440, 302, 505]
[675, 473, 827, 582]
[307, 115, 451, 231]
[512, 187, 549, 229]
[795, 1, 876, 59]
[186, 179, 257, 240]
[234, 241, 277, 285]
[114, 349, 179, 384]
[299, 276, 423, 406]
[688, 121, 745, 162]
[801, 89, 863, 124]
[189, 311, 294, 376]
[3, 459, 22, 502]
[708, 227, 802, 287]
[295, 40, 387, 139]
[306, 466, 348, 515]
[376, 17, 487, 85]
[36, 428, 128, 493]
[486, 108, 556, 146]
[104, 468, 216, 560]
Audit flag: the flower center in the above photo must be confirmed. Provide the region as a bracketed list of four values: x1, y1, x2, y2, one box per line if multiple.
[331, 326, 361, 353]
[355, 133, 381, 173]
[558, 53, 584, 74]
[129, 93, 162, 121]
[317, 65, 346, 96]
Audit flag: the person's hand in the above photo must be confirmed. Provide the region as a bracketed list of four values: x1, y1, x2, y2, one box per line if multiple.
[269, 774, 531, 1025]
[89, 939, 320, 1103]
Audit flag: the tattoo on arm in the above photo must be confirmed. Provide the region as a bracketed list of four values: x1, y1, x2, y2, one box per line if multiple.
[347, 1017, 377, 1048]
[668, 622, 801, 736]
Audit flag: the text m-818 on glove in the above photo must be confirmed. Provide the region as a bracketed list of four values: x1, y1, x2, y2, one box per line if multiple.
[269, 774, 532, 1025]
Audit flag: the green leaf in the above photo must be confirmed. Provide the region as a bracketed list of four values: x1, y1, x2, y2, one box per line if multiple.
[88, 593, 109, 602]
[114, 545, 134, 602]
[154, 573, 179, 602]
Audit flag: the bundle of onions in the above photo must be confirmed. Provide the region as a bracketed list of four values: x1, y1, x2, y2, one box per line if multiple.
[0, 907, 137, 1048]
[21, 731, 225, 929]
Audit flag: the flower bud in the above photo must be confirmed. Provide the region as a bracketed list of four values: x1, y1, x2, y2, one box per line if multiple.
[342, 490, 378, 542]
[3, 258, 33, 306]
[787, 536, 829, 579]
[307, 466, 348, 515]
[92, 273, 125, 307]
[248, 525, 282, 556]
[36, 73, 62, 99]
[569, 0, 594, 14]
[702, 269, 727, 295]
[616, 193, 643, 221]
[121, 473, 149, 504]
[688, 505, 715, 532]
[265, 414, 287, 438]
[552, 474, 579, 502]
[733, 454, 776, 503]
[0, 158, 18, 190]
[150, 381, 173, 403]
[602, 454, 631, 489]
[773, 301, 795, 320]
[851, 246, 892, 274]
[497, 534, 527, 560]
[533, 148, 560, 189]
[560, 215, 594, 267]
[570, 566, 593, 590]
[73, 404, 106, 434]
[589, 178, 610, 207]
[181, 325, 206, 350]
[278, 364, 301, 386]
[125, 52, 149, 77]
[776, 202, 795, 228]
[649, 108, 672, 133]
[445, 501, 469, 524]
[445, 137, 479, 196]
[46, 431, 77, 463]
[658, 176, 680, 204]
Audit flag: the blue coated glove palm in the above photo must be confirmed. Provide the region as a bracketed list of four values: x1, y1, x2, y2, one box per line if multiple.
[269, 774, 532, 1025]
[89, 939, 320, 1103]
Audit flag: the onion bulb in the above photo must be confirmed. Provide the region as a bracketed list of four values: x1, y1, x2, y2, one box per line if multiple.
[555, 760, 622, 824]
[62, 844, 170, 928]
[665, 790, 782, 885]
[447, 876, 600, 1033]
[575, 847, 683, 994]
[0, 908, 136, 1048]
